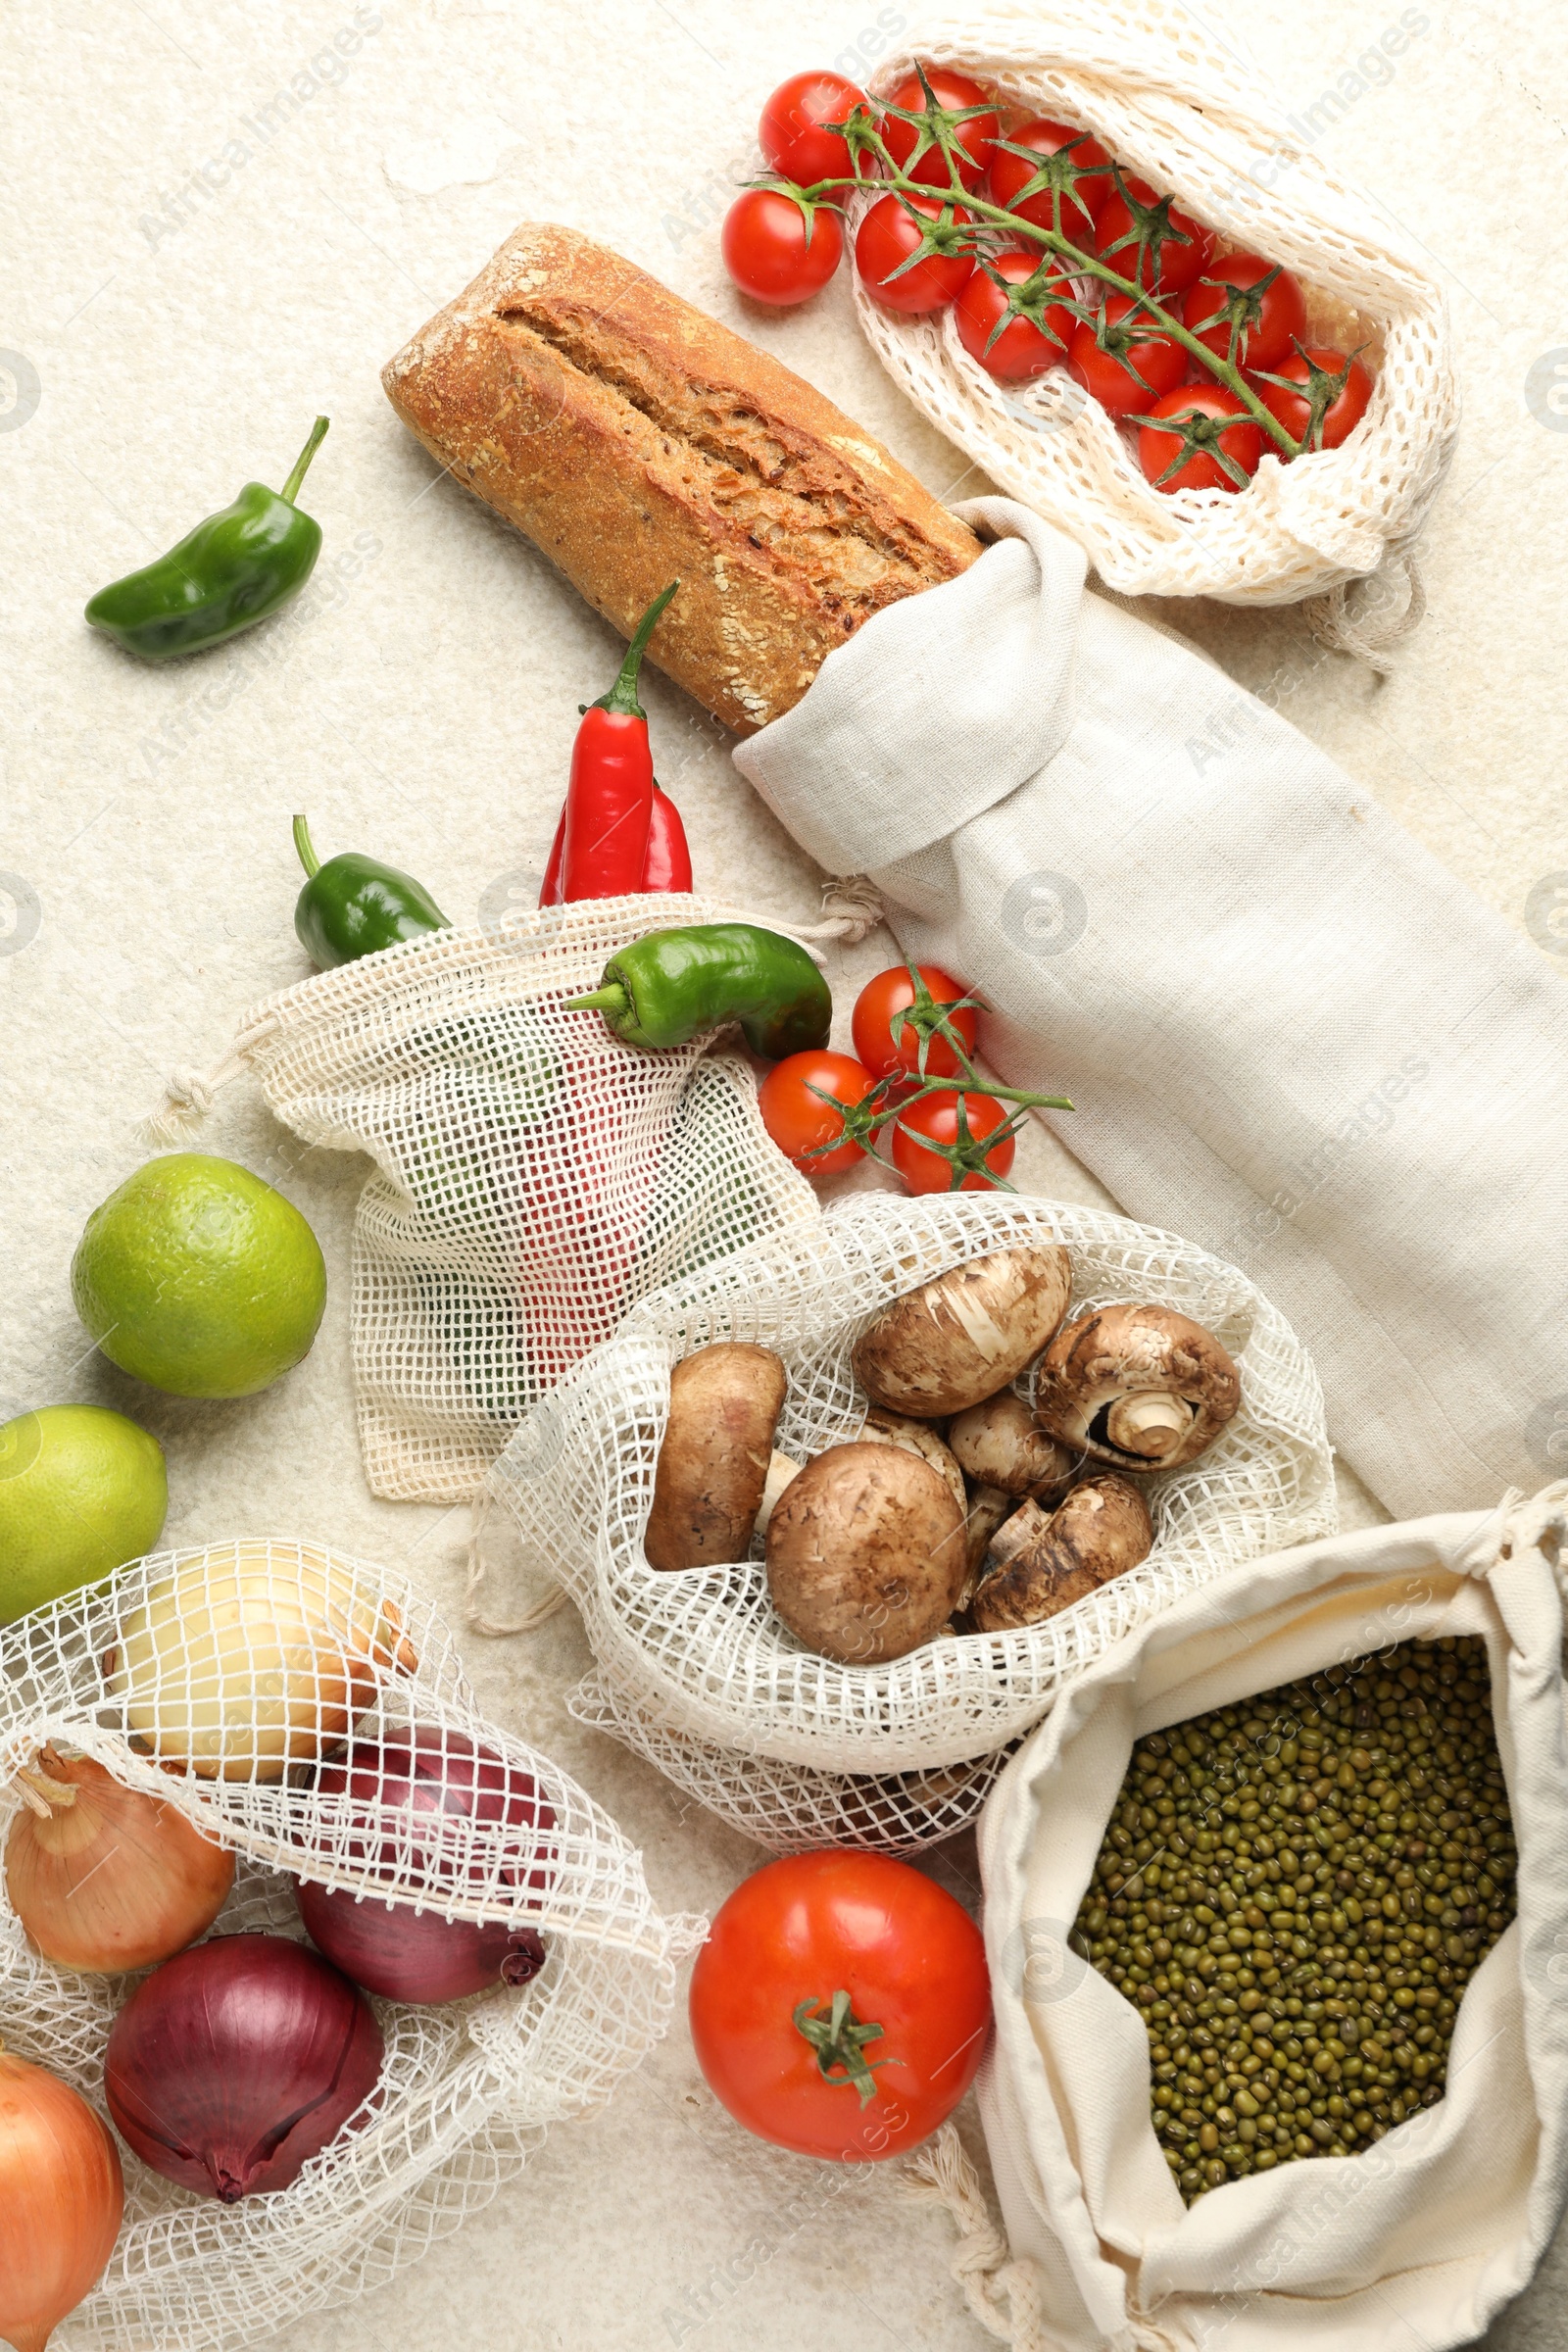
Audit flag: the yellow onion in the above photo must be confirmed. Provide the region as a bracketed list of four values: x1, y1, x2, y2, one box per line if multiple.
[0, 2045, 123, 2352]
[6, 1749, 234, 1973]
[103, 1542, 418, 1783]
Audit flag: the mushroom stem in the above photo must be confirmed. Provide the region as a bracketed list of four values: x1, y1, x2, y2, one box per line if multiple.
[1105, 1393, 1191, 1458]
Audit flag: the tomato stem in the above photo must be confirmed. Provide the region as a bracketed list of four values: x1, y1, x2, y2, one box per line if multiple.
[794, 1989, 888, 2106]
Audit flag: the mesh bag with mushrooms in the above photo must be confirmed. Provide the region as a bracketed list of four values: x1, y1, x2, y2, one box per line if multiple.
[0, 1541, 700, 2352]
[477, 1191, 1335, 1850]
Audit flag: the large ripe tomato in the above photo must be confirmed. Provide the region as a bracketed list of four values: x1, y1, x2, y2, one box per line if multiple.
[1256, 346, 1374, 452]
[1095, 173, 1212, 295]
[759, 70, 870, 189]
[1138, 385, 1265, 494]
[881, 68, 999, 189]
[688, 1851, 991, 2162]
[721, 190, 843, 306]
[855, 192, 973, 314]
[852, 963, 977, 1081]
[891, 1091, 1016, 1193]
[954, 251, 1075, 380]
[1182, 253, 1306, 372]
[759, 1050, 876, 1177]
[986, 116, 1114, 249]
[1067, 291, 1187, 418]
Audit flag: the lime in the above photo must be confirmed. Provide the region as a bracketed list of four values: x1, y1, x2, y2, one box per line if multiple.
[72, 1153, 327, 1398]
[0, 1403, 168, 1621]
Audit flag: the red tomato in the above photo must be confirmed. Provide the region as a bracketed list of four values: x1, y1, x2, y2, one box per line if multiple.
[855, 192, 973, 314]
[1256, 346, 1374, 452]
[759, 70, 870, 188]
[1182, 253, 1306, 372]
[986, 116, 1115, 249]
[891, 1091, 1016, 1193]
[1095, 173, 1212, 295]
[1138, 385, 1265, 495]
[688, 1851, 991, 2162]
[1067, 291, 1187, 418]
[881, 68, 999, 188]
[852, 964, 977, 1081]
[954, 251, 1075, 380]
[759, 1050, 876, 1176]
[721, 190, 843, 306]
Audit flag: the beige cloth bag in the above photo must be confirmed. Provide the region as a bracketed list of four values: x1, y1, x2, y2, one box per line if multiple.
[965, 1483, 1568, 2352]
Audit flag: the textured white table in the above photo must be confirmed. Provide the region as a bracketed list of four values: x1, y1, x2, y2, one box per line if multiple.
[3, 1, 1565, 2345]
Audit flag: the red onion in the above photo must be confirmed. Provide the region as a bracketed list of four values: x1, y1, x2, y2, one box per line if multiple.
[103, 1934, 383, 2202]
[293, 1728, 556, 2004]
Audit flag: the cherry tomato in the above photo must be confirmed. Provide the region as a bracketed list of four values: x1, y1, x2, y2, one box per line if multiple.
[1138, 385, 1264, 495]
[688, 1851, 991, 2162]
[1256, 346, 1374, 452]
[759, 1050, 876, 1176]
[852, 964, 976, 1082]
[985, 116, 1115, 249]
[954, 251, 1075, 380]
[891, 1091, 1016, 1193]
[1182, 253, 1306, 372]
[759, 70, 870, 189]
[881, 68, 999, 189]
[1067, 291, 1187, 418]
[855, 192, 973, 315]
[1094, 173, 1212, 295]
[721, 190, 843, 306]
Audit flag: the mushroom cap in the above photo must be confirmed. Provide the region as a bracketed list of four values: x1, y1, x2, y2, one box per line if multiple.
[948, 1391, 1076, 1498]
[969, 1475, 1152, 1633]
[852, 1244, 1073, 1419]
[1032, 1303, 1241, 1472]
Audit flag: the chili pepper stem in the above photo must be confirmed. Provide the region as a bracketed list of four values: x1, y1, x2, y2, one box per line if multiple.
[595, 580, 680, 719]
[280, 416, 330, 505]
[292, 814, 321, 878]
[564, 984, 631, 1016]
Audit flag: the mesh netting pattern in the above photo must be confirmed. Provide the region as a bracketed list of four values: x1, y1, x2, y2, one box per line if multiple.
[486, 1192, 1336, 1834]
[848, 3, 1457, 606]
[0, 1541, 701, 2352]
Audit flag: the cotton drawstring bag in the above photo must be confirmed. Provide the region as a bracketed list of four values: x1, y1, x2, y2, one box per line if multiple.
[0, 1538, 701, 2352]
[954, 1482, 1568, 2352]
[733, 498, 1568, 1527]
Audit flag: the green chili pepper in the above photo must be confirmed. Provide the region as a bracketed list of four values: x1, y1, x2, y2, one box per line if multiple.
[292, 814, 451, 969]
[85, 416, 330, 661]
[565, 922, 831, 1059]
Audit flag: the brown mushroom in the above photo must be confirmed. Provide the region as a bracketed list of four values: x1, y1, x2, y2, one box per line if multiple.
[949, 1391, 1076, 1498]
[862, 1404, 967, 1518]
[955, 1484, 1018, 1615]
[969, 1475, 1153, 1633]
[765, 1443, 967, 1663]
[1032, 1303, 1241, 1472]
[645, 1343, 787, 1570]
[852, 1244, 1072, 1419]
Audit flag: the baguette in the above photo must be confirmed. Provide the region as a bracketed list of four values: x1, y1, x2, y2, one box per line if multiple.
[381, 221, 981, 735]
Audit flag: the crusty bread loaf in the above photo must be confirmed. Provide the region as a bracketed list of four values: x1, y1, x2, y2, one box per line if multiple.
[381, 222, 981, 735]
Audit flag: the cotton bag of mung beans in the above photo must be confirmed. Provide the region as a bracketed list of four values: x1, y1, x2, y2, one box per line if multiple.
[957, 1481, 1568, 2352]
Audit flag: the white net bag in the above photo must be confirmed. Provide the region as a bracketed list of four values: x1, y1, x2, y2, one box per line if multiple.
[848, 2, 1456, 626]
[482, 1191, 1336, 1846]
[0, 1540, 701, 2352]
[147, 893, 818, 1503]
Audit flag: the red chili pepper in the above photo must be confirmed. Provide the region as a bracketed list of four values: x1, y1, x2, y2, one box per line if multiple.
[558, 581, 678, 902]
[538, 781, 691, 906]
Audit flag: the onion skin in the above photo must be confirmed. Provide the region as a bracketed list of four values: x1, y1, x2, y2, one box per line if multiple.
[6, 1752, 234, 1974]
[104, 1934, 383, 2203]
[295, 1880, 546, 2002]
[0, 2047, 123, 2352]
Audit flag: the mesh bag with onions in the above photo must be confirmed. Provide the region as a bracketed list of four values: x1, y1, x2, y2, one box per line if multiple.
[480, 1191, 1337, 1851]
[0, 1540, 701, 2352]
[145, 893, 818, 1504]
[847, 2, 1456, 626]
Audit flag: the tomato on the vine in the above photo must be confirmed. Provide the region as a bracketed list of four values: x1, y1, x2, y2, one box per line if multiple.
[759, 1050, 876, 1176]
[1255, 346, 1374, 452]
[688, 1851, 991, 2162]
[852, 964, 976, 1081]
[1137, 385, 1265, 494]
[955, 251, 1075, 380]
[855, 192, 973, 314]
[721, 190, 843, 306]
[880, 68, 999, 189]
[985, 116, 1115, 249]
[1067, 291, 1186, 418]
[759, 70, 870, 189]
[1182, 253, 1306, 372]
[891, 1091, 1017, 1193]
[1094, 173, 1212, 296]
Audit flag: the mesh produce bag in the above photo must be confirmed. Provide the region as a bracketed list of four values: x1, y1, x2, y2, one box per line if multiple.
[848, 2, 1456, 632]
[481, 1191, 1336, 1847]
[0, 1539, 701, 2352]
[147, 893, 817, 1502]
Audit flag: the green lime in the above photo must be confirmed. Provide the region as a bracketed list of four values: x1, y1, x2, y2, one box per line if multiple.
[0, 1402, 169, 1621]
[72, 1153, 327, 1398]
